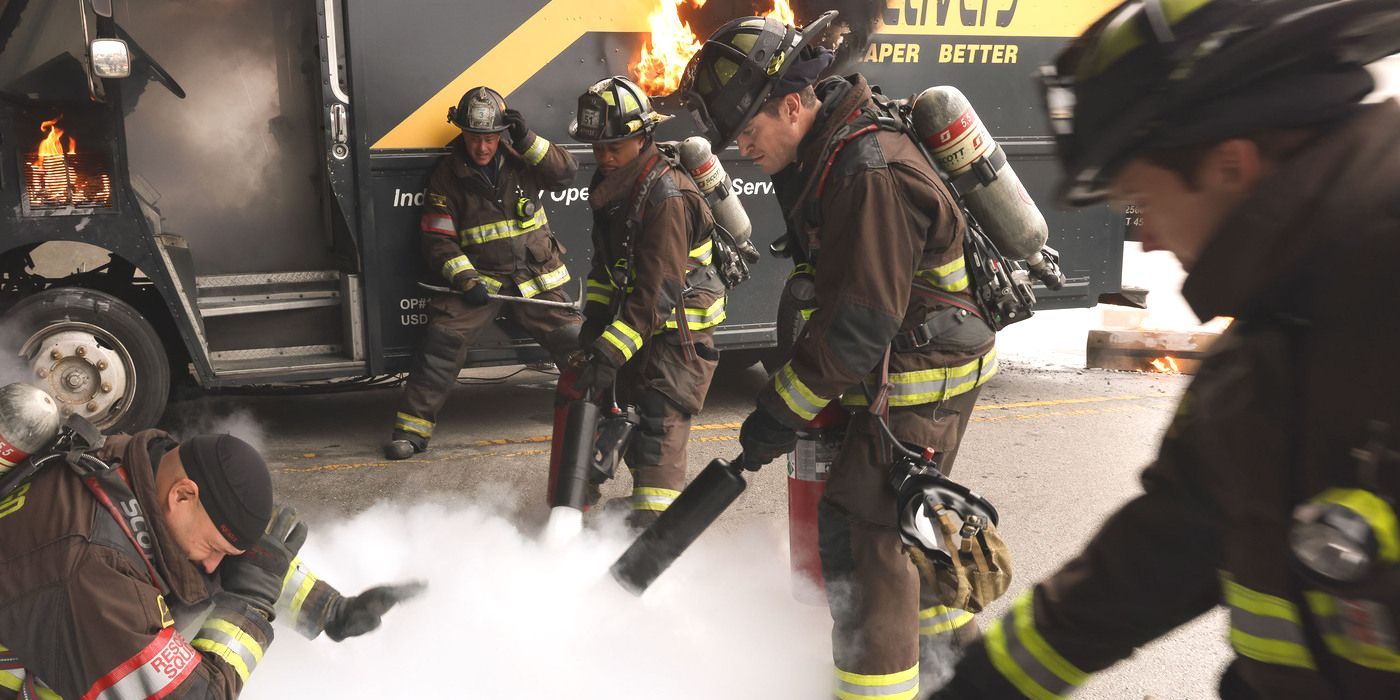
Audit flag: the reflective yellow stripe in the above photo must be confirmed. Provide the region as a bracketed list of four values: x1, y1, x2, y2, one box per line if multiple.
[834, 664, 919, 700]
[0, 670, 61, 700]
[799, 307, 816, 321]
[395, 412, 434, 439]
[919, 605, 975, 635]
[632, 487, 681, 512]
[518, 262, 572, 298]
[788, 262, 815, 280]
[1306, 592, 1400, 672]
[985, 591, 1086, 699]
[288, 568, 317, 621]
[689, 238, 714, 265]
[441, 254, 474, 280]
[661, 297, 727, 331]
[586, 279, 615, 305]
[459, 208, 549, 246]
[521, 134, 550, 166]
[842, 348, 998, 408]
[1221, 574, 1316, 669]
[774, 363, 826, 421]
[986, 617, 1063, 700]
[1313, 488, 1400, 563]
[918, 256, 969, 292]
[478, 275, 504, 293]
[601, 321, 643, 361]
[1011, 591, 1089, 687]
[193, 618, 265, 682]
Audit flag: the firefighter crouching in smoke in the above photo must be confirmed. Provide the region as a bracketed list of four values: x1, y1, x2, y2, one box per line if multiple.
[568, 76, 726, 531]
[0, 384, 422, 698]
[677, 12, 1001, 697]
[927, 0, 1400, 697]
[385, 86, 582, 460]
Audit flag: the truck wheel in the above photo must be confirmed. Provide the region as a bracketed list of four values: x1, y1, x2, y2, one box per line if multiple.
[4, 288, 170, 433]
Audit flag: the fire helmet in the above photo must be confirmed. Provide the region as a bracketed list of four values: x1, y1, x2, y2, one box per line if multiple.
[0, 383, 62, 476]
[568, 76, 670, 144]
[676, 10, 839, 148]
[448, 86, 509, 134]
[1043, 0, 1400, 206]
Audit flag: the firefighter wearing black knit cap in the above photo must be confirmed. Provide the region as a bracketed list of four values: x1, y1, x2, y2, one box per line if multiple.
[0, 429, 420, 698]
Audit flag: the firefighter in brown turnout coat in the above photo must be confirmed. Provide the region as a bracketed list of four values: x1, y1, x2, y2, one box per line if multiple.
[679, 13, 998, 697]
[0, 404, 419, 699]
[568, 76, 725, 531]
[928, 0, 1400, 698]
[385, 86, 582, 460]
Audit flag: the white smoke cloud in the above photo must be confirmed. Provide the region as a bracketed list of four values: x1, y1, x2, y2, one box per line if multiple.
[249, 503, 835, 699]
[167, 406, 267, 454]
[0, 318, 34, 388]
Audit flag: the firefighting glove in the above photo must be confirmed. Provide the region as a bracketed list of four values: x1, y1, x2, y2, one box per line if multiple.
[576, 353, 619, 398]
[323, 581, 428, 641]
[456, 278, 491, 306]
[221, 505, 307, 620]
[503, 108, 530, 145]
[739, 405, 798, 469]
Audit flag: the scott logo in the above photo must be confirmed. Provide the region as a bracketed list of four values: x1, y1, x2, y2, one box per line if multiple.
[122, 498, 156, 554]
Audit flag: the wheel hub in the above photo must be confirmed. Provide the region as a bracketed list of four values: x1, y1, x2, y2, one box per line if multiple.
[27, 328, 129, 422]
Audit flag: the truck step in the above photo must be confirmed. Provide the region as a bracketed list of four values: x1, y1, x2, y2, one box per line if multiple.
[196, 271, 343, 318]
[208, 344, 365, 383]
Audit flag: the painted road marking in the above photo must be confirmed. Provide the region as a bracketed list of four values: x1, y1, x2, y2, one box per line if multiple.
[274, 394, 1174, 475]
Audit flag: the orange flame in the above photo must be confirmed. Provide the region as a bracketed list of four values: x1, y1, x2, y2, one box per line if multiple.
[764, 0, 795, 24]
[1149, 356, 1181, 374]
[633, 0, 707, 96]
[35, 117, 77, 162]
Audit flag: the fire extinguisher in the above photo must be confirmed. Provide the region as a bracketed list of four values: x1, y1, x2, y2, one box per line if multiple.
[787, 402, 848, 603]
[546, 364, 589, 509]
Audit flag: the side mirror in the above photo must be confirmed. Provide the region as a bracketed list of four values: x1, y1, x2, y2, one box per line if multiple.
[90, 38, 132, 79]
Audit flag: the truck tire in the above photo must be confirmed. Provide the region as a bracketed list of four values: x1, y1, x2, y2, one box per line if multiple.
[4, 288, 170, 433]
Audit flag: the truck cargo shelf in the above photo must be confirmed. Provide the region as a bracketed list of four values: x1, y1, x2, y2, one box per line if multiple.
[196, 271, 343, 318]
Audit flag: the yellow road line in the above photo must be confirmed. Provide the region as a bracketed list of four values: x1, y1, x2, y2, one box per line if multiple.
[274, 395, 1172, 475]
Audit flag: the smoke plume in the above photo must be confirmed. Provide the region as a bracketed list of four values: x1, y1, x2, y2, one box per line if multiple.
[166, 405, 267, 454]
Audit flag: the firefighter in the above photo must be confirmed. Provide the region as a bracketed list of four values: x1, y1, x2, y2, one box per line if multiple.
[0, 418, 422, 698]
[927, 0, 1400, 697]
[385, 86, 582, 460]
[567, 76, 725, 531]
[678, 12, 999, 697]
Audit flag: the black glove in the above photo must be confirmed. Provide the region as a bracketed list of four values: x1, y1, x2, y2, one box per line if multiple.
[503, 108, 530, 144]
[222, 506, 307, 620]
[576, 354, 618, 397]
[457, 278, 491, 306]
[324, 581, 428, 642]
[739, 405, 798, 469]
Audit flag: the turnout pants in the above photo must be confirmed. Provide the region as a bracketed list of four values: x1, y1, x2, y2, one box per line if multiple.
[818, 388, 981, 699]
[615, 328, 718, 522]
[392, 285, 580, 444]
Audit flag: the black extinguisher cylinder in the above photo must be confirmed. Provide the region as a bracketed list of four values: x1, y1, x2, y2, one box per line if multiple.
[552, 400, 601, 510]
[610, 457, 748, 595]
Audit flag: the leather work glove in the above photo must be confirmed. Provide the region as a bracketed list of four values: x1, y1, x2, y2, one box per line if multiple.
[739, 405, 798, 469]
[503, 108, 530, 144]
[221, 505, 307, 620]
[576, 353, 619, 398]
[323, 581, 428, 641]
[456, 277, 491, 306]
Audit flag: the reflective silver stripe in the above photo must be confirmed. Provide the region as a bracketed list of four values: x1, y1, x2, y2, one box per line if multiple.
[192, 619, 264, 683]
[422, 214, 454, 234]
[662, 298, 726, 330]
[441, 255, 474, 280]
[991, 615, 1074, 698]
[601, 321, 643, 361]
[518, 262, 571, 298]
[522, 135, 550, 165]
[919, 606, 974, 635]
[918, 257, 969, 292]
[833, 665, 919, 699]
[774, 363, 825, 421]
[478, 274, 504, 293]
[459, 209, 548, 246]
[843, 348, 998, 408]
[395, 412, 434, 438]
[1306, 592, 1400, 673]
[1222, 575, 1315, 669]
[632, 487, 680, 512]
[984, 592, 1088, 699]
[689, 239, 714, 265]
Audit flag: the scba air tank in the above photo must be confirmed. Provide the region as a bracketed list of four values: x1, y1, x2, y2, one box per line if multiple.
[0, 383, 61, 477]
[678, 136, 756, 252]
[911, 86, 1048, 261]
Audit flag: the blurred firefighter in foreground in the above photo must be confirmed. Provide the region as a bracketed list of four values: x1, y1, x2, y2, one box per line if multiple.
[929, 0, 1400, 697]
[0, 384, 421, 698]
[385, 86, 582, 460]
[567, 76, 726, 531]
[678, 12, 1001, 697]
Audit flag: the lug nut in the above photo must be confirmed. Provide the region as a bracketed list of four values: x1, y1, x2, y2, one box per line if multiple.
[50, 349, 62, 359]
[86, 401, 98, 412]
[76, 346, 87, 357]
[36, 368, 49, 378]
[101, 383, 112, 394]
[97, 360, 108, 371]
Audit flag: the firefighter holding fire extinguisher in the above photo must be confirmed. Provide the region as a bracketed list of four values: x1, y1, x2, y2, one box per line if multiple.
[677, 11, 1003, 698]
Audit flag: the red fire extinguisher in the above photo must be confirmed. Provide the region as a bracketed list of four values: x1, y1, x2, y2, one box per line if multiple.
[788, 402, 848, 604]
[546, 363, 586, 507]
